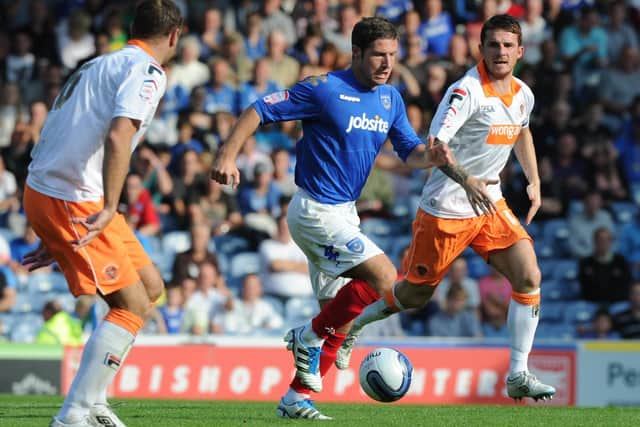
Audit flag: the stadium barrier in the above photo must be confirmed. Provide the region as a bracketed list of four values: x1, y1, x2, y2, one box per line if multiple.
[59, 337, 575, 405]
[0, 343, 62, 395]
[577, 341, 640, 406]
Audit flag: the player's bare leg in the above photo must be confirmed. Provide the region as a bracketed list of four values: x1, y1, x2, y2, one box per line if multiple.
[489, 239, 555, 401]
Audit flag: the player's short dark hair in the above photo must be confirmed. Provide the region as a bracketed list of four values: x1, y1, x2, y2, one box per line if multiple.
[480, 14, 522, 46]
[131, 0, 183, 40]
[351, 17, 398, 52]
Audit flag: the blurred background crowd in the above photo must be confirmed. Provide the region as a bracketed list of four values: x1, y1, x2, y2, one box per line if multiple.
[0, 0, 639, 345]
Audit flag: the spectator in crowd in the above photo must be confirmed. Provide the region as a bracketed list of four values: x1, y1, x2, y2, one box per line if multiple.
[131, 143, 174, 210]
[260, 0, 297, 47]
[0, 156, 19, 227]
[434, 257, 480, 312]
[264, 30, 300, 89]
[238, 57, 281, 111]
[56, 9, 95, 71]
[535, 157, 569, 221]
[598, 46, 640, 127]
[193, 179, 243, 236]
[578, 227, 631, 304]
[476, 265, 510, 338]
[243, 11, 267, 61]
[235, 136, 271, 183]
[170, 149, 209, 230]
[558, 6, 608, 93]
[604, 0, 638, 65]
[466, 0, 497, 61]
[123, 173, 161, 237]
[418, 0, 454, 58]
[428, 285, 482, 338]
[323, 4, 359, 55]
[6, 31, 36, 87]
[615, 96, 640, 189]
[402, 34, 429, 87]
[170, 35, 210, 93]
[213, 273, 284, 335]
[270, 148, 296, 197]
[613, 281, 640, 339]
[220, 32, 254, 87]
[197, 7, 224, 61]
[519, 0, 548, 66]
[159, 286, 185, 334]
[0, 82, 29, 149]
[181, 260, 232, 335]
[584, 142, 628, 206]
[171, 222, 218, 285]
[258, 214, 312, 301]
[9, 223, 40, 274]
[497, 0, 524, 18]
[22, 0, 58, 64]
[578, 308, 619, 339]
[0, 268, 15, 313]
[204, 57, 239, 115]
[443, 33, 474, 84]
[36, 300, 83, 345]
[568, 191, 616, 258]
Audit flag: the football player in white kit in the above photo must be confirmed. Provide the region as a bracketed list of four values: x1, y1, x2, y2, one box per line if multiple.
[22, 1, 182, 425]
[337, 14, 556, 401]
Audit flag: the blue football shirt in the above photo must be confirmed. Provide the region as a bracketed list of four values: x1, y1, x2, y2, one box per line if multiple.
[252, 69, 422, 204]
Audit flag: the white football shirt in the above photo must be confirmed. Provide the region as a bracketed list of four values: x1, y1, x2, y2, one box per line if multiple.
[27, 42, 166, 202]
[421, 61, 534, 218]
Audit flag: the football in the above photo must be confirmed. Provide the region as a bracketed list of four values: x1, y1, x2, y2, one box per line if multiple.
[359, 347, 413, 402]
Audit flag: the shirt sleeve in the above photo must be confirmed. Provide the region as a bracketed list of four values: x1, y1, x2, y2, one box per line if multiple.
[252, 75, 329, 124]
[429, 80, 475, 144]
[113, 61, 166, 121]
[522, 85, 535, 128]
[387, 88, 423, 162]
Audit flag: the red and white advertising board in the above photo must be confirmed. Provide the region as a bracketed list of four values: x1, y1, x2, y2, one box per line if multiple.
[62, 343, 575, 405]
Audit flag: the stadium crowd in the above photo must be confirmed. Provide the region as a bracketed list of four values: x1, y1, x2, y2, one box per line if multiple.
[0, 0, 640, 344]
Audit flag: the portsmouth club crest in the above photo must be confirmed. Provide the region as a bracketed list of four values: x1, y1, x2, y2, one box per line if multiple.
[346, 237, 365, 254]
[380, 94, 391, 110]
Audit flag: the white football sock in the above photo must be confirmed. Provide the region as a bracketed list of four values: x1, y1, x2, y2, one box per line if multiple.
[57, 320, 135, 422]
[283, 387, 310, 404]
[301, 323, 323, 346]
[507, 290, 540, 375]
[351, 298, 393, 331]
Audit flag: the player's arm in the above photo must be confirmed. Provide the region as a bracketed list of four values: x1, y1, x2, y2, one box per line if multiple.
[404, 135, 453, 169]
[513, 127, 541, 225]
[436, 142, 498, 216]
[72, 117, 139, 249]
[210, 106, 261, 188]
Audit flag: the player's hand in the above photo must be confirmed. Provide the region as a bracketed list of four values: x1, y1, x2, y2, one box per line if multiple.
[525, 181, 541, 225]
[210, 156, 240, 189]
[463, 176, 499, 216]
[22, 242, 54, 271]
[71, 208, 116, 250]
[426, 135, 454, 167]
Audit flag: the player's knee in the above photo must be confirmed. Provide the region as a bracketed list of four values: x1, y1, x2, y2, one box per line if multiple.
[519, 267, 541, 293]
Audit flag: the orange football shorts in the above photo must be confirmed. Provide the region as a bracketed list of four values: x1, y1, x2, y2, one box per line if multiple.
[402, 199, 532, 286]
[24, 185, 152, 297]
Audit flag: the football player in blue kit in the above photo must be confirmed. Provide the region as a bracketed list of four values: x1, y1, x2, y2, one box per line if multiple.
[210, 17, 453, 419]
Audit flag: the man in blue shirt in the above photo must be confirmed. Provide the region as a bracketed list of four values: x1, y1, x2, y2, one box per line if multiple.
[211, 17, 453, 419]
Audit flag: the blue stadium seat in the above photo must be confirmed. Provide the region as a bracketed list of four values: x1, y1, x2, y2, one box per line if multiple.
[229, 251, 261, 279]
[541, 279, 580, 301]
[360, 217, 406, 237]
[284, 297, 320, 327]
[539, 301, 565, 323]
[161, 231, 191, 255]
[565, 300, 599, 324]
[609, 300, 631, 315]
[540, 219, 571, 258]
[610, 201, 639, 224]
[389, 234, 413, 267]
[150, 250, 175, 282]
[9, 313, 42, 343]
[467, 255, 490, 279]
[551, 259, 578, 282]
[213, 234, 250, 256]
[536, 322, 575, 340]
[368, 235, 393, 254]
[538, 259, 556, 281]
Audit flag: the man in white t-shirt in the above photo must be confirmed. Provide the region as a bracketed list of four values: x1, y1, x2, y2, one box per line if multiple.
[339, 14, 555, 402]
[259, 215, 313, 300]
[22, 2, 183, 426]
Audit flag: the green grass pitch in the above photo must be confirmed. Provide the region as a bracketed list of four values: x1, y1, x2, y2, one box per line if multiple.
[1, 395, 639, 426]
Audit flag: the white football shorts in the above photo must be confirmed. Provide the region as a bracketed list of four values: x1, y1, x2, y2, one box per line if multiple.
[287, 190, 383, 300]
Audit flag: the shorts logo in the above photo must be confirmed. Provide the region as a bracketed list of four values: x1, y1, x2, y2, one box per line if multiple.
[380, 95, 391, 110]
[103, 263, 119, 281]
[104, 353, 121, 371]
[415, 264, 429, 277]
[139, 79, 157, 102]
[263, 90, 289, 105]
[323, 245, 340, 263]
[346, 237, 365, 254]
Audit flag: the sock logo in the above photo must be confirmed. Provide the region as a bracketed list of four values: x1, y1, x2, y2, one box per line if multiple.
[324, 326, 335, 335]
[104, 353, 121, 371]
[95, 415, 117, 426]
[532, 304, 540, 318]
